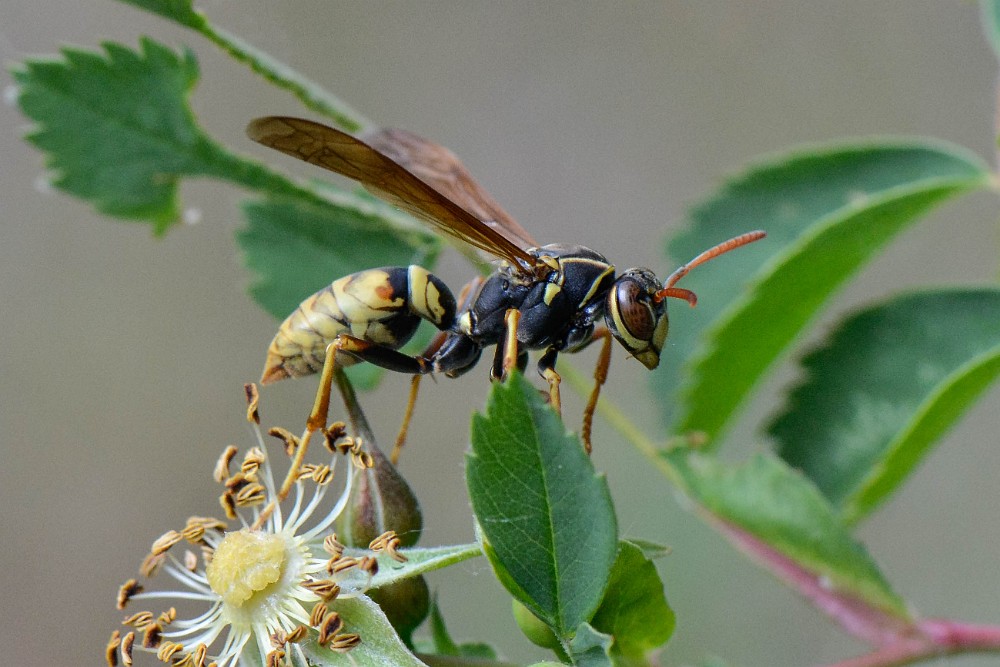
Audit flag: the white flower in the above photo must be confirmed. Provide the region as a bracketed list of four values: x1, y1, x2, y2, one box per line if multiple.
[108, 394, 380, 667]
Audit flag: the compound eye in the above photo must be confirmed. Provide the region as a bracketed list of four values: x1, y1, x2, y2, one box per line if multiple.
[615, 280, 655, 342]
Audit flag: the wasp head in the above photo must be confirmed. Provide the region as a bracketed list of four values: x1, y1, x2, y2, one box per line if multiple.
[604, 269, 670, 369]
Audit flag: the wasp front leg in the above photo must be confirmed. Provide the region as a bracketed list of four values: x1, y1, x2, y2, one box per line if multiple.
[489, 308, 529, 384]
[536, 346, 562, 417]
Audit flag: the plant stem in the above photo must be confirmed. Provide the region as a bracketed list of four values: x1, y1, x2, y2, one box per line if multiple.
[817, 619, 1000, 667]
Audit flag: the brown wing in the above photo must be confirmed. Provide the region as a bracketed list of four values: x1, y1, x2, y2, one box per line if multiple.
[247, 116, 537, 267]
[363, 127, 539, 250]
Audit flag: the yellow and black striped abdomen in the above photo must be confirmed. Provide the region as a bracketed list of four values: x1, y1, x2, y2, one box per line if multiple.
[260, 265, 456, 384]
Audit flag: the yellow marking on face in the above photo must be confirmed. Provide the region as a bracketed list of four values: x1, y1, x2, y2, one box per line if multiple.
[607, 288, 641, 351]
[543, 282, 562, 306]
[652, 313, 669, 352]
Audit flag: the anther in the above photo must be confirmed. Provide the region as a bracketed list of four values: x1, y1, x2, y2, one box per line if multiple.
[369, 530, 407, 563]
[268, 427, 300, 456]
[189, 643, 208, 667]
[122, 611, 153, 629]
[183, 551, 198, 572]
[317, 611, 344, 646]
[225, 472, 252, 492]
[311, 464, 333, 484]
[309, 601, 329, 627]
[241, 447, 266, 476]
[244, 383, 260, 424]
[335, 437, 356, 455]
[285, 625, 308, 643]
[330, 557, 360, 574]
[219, 491, 237, 520]
[150, 530, 182, 556]
[142, 622, 163, 648]
[213, 446, 239, 483]
[353, 450, 374, 469]
[323, 534, 345, 558]
[105, 630, 121, 667]
[265, 648, 285, 667]
[120, 631, 134, 666]
[303, 578, 341, 602]
[140, 552, 166, 577]
[155, 641, 181, 661]
[235, 483, 267, 507]
[117, 579, 143, 609]
[323, 422, 348, 453]
[357, 556, 379, 577]
[328, 633, 362, 652]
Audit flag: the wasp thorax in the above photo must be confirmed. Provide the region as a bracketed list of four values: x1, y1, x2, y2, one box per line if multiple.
[605, 268, 669, 369]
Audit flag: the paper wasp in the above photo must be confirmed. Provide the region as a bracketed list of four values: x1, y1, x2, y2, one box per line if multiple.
[247, 116, 765, 457]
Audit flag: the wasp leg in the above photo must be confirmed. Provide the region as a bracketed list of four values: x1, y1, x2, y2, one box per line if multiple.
[390, 275, 485, 463]
[390, 375, 422, 465]
[580, 327, 613, 455]
[490, 308, 524, 381]
[536, 347, 562, 417]
[276, 338, 350, 510]
[389, 327, 453, 464]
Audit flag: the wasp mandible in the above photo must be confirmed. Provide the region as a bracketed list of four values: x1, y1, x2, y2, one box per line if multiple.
[247, 116, 765, 457]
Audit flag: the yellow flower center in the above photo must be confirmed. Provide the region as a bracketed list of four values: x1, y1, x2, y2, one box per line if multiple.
[206, 529, 286, 607]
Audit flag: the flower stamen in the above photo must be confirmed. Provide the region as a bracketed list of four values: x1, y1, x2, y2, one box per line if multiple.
[110, 386, 372, 666]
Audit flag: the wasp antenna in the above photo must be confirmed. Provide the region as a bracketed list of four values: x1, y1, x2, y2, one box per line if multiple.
[662, 230, 766, 290]
[654, 287, 698, 306]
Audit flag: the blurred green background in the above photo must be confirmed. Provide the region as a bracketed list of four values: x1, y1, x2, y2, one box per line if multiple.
[2, 2, 999, 665]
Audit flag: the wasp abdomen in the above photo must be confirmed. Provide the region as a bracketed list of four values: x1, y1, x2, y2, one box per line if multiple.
[261, 266, 456, 384]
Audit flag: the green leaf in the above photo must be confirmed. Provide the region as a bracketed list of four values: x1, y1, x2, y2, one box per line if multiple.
[568, 624, 614, 667]
[664, 449, 908, 617]
[590, 541, 674, 663]
[426, 597, 461, 656]
[300, 595, 427, 667]
[467, 373, 618, 638]
[981, 0, 1000, 62]
[115, 0, 205, 27]
[620, 538, 671, 561]
[772, 288, 1000, 523]
[12, 38, 327, 235]
[13, 39, 208, 233]
[367, 543, 482, 590]
[654, 140, 990, 445]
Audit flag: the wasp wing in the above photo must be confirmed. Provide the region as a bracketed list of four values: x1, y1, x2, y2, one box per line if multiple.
[247, 116, 537, 267]
[363, 127, 539, 251]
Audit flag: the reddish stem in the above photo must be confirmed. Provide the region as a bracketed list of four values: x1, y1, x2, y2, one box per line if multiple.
[707, 516, 1000, 667]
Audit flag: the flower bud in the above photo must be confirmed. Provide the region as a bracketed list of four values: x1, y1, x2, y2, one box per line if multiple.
[338, 440, 422, 547]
